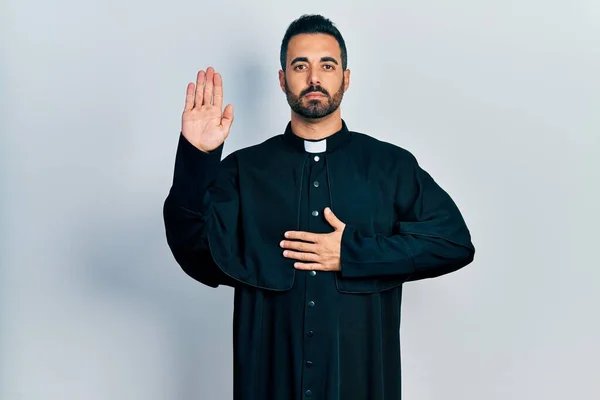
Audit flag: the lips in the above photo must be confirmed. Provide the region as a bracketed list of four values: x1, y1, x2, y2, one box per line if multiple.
[304, 92, 325, 98]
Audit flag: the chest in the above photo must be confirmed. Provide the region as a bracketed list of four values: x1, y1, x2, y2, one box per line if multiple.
[237, 152, 397, 236]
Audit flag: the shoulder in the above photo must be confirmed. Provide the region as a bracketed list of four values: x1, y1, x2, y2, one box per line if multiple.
[220, 134, 290, 170]
[233, 135, 282, 157]
[349, 129, 419, 167]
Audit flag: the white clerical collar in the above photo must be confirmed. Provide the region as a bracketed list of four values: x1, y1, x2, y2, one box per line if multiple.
[304, 139, 326, 153]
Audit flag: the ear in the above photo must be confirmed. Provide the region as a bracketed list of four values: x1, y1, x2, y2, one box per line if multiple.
[278, 69, 286, 93]
[343, 69, 351, 92]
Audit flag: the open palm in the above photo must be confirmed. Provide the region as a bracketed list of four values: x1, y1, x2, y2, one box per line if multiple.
[182, 67, 234, 153]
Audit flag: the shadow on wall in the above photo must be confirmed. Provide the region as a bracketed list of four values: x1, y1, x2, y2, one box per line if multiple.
[77, 59, 270, 400]
[0, 61, 10, 397]
[0, 143, 8, 397]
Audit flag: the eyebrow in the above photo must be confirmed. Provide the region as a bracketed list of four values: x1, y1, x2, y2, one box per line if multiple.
[290, 56, 339, 66]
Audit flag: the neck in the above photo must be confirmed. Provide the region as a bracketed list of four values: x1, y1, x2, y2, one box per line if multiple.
[289, 110, 343, 141]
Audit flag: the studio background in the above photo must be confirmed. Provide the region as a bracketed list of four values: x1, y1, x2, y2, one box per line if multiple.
[1, 1, 598, 399]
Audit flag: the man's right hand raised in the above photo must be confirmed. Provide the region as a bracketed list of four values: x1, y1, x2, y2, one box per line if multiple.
[182, 67, 234, 153]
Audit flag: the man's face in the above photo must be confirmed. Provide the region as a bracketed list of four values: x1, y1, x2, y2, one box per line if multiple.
[279, 33, 350, 119]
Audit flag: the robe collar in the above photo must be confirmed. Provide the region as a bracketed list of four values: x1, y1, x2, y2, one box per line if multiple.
[282, 119, 352, 154]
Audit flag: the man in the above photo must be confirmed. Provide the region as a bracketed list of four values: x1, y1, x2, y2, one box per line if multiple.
[163, 14, 475, 400]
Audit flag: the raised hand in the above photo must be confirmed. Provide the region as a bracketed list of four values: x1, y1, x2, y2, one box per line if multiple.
[182, 67, 234, 153]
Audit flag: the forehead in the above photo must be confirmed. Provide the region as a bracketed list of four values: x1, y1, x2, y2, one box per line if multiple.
[287, 33, 341, 61]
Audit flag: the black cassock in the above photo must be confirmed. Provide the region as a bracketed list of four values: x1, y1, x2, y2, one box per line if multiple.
[163, 120, 475, 400]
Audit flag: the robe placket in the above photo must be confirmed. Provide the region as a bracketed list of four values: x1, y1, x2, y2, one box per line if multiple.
[299, 146, 338, 399]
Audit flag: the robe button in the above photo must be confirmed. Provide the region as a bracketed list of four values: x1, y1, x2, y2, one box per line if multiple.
[309, 270, 316, 276]
[307, 300, 315, 307]
[313, 155, 320, 162]
[305, 389, 313, 397]
[313, 180, 319, 187]
[305, 360, 313, 368]
[307, 330, 314, 337]
[311, 210, 319, 216]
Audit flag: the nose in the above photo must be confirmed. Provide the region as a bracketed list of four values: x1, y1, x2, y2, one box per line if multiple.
[308, 69, 320, 86]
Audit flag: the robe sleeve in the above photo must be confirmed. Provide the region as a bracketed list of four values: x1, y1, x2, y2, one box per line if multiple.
[339, 151, 475, 282]
[162, 133, 237, 288]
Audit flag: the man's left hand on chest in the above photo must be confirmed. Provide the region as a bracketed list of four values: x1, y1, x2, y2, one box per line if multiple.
[280, 207, 346, 272]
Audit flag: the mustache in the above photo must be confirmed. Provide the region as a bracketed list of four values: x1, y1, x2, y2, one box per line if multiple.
[301, 86, 329, 97]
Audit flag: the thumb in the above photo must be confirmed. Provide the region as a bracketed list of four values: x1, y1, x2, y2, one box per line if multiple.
[324, 207, 345, 230]
[221, 104, 234, 133]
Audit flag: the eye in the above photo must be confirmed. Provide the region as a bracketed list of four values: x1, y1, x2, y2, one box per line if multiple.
[294, 65, 307, 71]
[323, 64, 335, 70]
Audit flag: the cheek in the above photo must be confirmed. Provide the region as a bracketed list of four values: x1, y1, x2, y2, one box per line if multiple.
[326, 84, 338, 95]
[326, 77, 344, 92]
[286, 77, 305, 94]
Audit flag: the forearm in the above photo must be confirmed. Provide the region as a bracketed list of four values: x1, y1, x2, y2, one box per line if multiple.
[339, 225, 474, 280]
[163, 132, 231, 287]
[164, 131, 222, 256]
[169, 132, 223, 212]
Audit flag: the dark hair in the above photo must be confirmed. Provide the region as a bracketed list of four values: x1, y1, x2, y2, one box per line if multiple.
[280, 14, 348, 71]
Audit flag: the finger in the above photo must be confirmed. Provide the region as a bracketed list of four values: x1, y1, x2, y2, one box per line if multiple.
[284, 231, 319, 243]
[324, 207, 344, 230]
[194, 70, 205, 107]
[213, 72, 223, 110]
[294, 262, 323, 271]
[203, 67, 215, 106]
[283, 250, 318, 262]
[184, 82, 195, 112]
[221, 104, 234, 133]
[280, 240, 316, 253]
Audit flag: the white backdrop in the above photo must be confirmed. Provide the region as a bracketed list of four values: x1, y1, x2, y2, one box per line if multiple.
[2, 1, 599, 399]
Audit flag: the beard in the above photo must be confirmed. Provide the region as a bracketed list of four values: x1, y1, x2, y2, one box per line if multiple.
[285, 77, 345, 119]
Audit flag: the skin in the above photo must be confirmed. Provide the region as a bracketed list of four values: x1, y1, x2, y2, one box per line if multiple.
[181, 68, 233, 153]
[276, 33, 351, 272]
[282, 207, 346, 272]
[278, 33, 351, 141]
[181, 32, 351, 272]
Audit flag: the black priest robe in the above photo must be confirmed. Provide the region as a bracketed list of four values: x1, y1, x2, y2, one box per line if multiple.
[163, 119, 475, 400]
